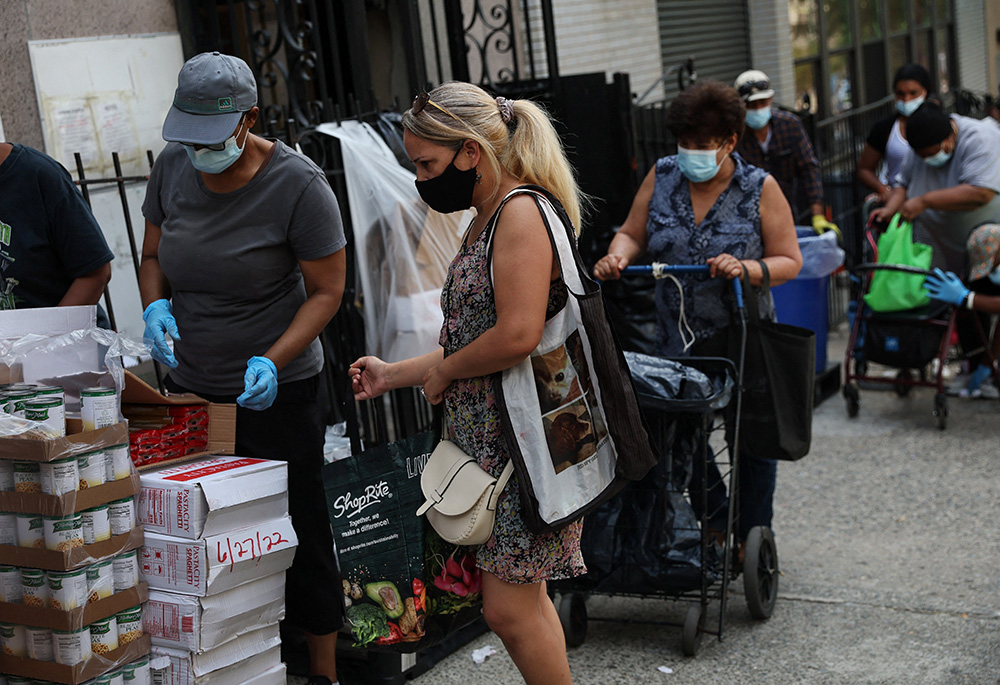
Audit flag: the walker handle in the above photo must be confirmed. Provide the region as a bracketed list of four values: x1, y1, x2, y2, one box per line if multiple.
[621, 263, 745, 308]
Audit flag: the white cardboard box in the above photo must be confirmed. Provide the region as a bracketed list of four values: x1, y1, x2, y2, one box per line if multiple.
[0, 305, 101, 388]
[145, 572, 286, 652]
[141, 517, 297, 596]
[151, 626, 282, 684]
[139, 456, 289, 539]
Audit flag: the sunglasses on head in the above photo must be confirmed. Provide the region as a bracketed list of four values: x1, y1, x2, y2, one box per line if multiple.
[412, 92, 462, 122]
[179, 114, 246, 151]
[738, 80, 771, 98]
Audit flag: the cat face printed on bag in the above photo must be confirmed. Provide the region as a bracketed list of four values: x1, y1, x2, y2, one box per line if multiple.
[531, 345, 583, 413]
[545, 408, 597, 473]
[564, 331, 594, 396]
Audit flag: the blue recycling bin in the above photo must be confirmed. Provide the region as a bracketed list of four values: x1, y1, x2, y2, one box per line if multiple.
[771, 227, 844, 372]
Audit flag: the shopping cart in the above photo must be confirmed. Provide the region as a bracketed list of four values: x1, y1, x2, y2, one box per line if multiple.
[554, 264, 779, 656]
[844, 218, 998, 428]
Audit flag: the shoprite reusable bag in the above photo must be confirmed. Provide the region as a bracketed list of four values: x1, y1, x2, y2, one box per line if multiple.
[485, 186, 659, 535]
[322, 430, 483, 652]
[863, 214, 933, 312]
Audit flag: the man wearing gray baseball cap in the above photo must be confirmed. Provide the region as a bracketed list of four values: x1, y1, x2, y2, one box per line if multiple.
[140, 51, 347, 685]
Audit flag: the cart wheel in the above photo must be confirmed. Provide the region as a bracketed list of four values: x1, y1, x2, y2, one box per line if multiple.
[893, 369, 913, 397]
[844, 384, 860, 418]
[934, 393, 948, 430]
[557, 593, 587, 648]
[743, 526, 779, 620]
[681, 603, 705, 656]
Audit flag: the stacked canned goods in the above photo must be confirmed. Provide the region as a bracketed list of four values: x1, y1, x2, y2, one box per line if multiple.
[0, 608, 144, 665]
[1, 384, 66, 438]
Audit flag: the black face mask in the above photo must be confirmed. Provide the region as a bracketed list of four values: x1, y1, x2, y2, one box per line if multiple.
[414, 148, 477, 213]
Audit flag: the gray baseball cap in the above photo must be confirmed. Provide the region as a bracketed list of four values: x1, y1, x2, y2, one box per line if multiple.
[162, 52, 258, 145]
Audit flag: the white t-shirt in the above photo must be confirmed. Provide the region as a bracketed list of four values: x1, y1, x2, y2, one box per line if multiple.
[881, 119, 909, 186]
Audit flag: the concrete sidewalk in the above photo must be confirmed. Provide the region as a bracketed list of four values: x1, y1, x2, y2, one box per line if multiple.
[403, 324, 1000, 684]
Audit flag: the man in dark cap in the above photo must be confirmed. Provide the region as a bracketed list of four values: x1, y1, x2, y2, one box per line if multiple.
[874, 101, 1000, 274]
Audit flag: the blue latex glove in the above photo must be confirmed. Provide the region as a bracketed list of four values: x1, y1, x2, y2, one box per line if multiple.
[923, 268, 969, 306]
[142, 299, 181, 368]
[237, 356, 278, 411]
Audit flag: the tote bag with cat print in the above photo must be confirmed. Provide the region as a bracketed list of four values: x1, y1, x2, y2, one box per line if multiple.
[486, 186, 659, 535]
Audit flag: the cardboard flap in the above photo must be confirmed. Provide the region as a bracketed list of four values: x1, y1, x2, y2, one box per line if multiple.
[190, 624, 280, 676]
[199, 572, 286, 621]
[199, 464, 289, 510]
[123, 370, 207, 406]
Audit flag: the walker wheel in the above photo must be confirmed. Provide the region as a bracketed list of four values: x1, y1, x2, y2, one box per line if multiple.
[743, 526, 779, 620]
[934, 393, 948, 430]
[844, 384, 860, 418]
[557, 592, 587, 648]
[681, 602, 705, 656]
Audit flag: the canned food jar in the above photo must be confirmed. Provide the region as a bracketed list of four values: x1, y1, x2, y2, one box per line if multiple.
[15, 513, 44, 548]
[47, 568, 88, 611]
[125, 656, 151, 685]
[86, 559, 114, 603]
[5, 389, 37, 417]
[25, 625, 53, 661]
[32, 385, 64, 401]
[0, 565, 22, 603]
[77, 450, 106, 490]
[39, 456, 79, 496]
[105, 444, 132, 482]
[0, 621, 26, 656]
[43, 513, 84, 552]
[6, 676, 31, 685]
[81, 504, 112, 545]
[24, 397, 65, 438]
[13, 461, 41, 494]
[0, 460, 14, 491]
[20, 568, 49, 607]
[115, 605, 143, 646]
[112, 550, 139, 592]
[108, 497, 135, 536]
[52, 626, 92, 665]
[80, 387, 118, 432]
[0, 511, 16, 545]
[89, 615, 119, 656]
[105, 670, 125, 685]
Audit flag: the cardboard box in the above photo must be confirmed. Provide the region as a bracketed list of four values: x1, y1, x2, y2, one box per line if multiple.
[0, 463, 139, 518]
[140, 518, 297, 596]
[0, 525, 144, 572]
[0, 633, 150, 684]
[150, 626, 281, 684]
[122, 371, 235, 466]
[0, 306, 99, 388]
[0, 421, 129, 464]
[139, 457, 288, 540]
[145, 572, 285, 652]
[0, 582, 148, 631]
[247, 663, 286, 685]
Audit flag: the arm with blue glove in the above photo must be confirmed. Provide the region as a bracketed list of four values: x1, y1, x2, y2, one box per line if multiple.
[923, 268, 970, 307]
[142, 299, 181, 368]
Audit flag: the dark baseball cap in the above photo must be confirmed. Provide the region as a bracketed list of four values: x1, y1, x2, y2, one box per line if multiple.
[162, 52, 257, 145]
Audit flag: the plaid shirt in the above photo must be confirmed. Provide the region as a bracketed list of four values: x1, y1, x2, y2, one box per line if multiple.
[735, 109, 823, 220]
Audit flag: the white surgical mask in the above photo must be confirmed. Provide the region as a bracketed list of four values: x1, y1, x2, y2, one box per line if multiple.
[923, 147, 952, 168]
[677, 146, 723, 183]
[988, 264, 1000, 286]
[745, 107, 772, 130]
[186, 119, 247, 174]
[896, 96, 925, 117]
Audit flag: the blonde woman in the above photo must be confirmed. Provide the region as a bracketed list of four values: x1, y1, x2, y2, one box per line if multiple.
[350, 81, 583, 684]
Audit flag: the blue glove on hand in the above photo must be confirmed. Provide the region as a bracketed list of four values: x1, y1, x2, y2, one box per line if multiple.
[237, 356, 278, 411]
[142, 299, 181, 368]
[966, 364, 993, 396]
[923, 268, 969, 306]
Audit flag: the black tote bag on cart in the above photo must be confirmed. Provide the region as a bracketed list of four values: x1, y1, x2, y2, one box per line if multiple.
[734, 262, 815, 462]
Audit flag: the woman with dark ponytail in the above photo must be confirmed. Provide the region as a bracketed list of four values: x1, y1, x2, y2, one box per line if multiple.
[857, 64, 934, 203]
[349, 82, 584, 684]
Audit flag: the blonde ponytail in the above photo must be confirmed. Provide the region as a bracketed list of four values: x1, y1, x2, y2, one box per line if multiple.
[401, 82, 586, 233]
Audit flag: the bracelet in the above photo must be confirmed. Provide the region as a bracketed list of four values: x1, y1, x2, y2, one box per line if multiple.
[966, 292, 975, 310]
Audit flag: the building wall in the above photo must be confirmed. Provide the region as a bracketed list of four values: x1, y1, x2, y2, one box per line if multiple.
[0, 0, 177, 149]
[955, 0, 988, 93]
[526, 0, 665, 101]
[747, 0, 795, 106]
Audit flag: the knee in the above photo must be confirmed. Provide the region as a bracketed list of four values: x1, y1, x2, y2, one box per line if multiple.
[481, 597, 522, 640]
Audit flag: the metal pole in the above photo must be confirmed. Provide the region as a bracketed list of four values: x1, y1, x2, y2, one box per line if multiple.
[73, 153, 118, 331]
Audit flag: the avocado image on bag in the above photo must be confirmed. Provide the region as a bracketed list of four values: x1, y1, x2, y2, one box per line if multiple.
[366, 581, 404, 618]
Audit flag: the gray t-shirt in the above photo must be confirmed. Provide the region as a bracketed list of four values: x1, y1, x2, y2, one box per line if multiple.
[896, 115, 1000, 273]
[142, 140, 347, 394]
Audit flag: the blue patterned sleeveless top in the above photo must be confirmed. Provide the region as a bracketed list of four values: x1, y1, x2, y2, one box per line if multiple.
[646, 153, 774, 356]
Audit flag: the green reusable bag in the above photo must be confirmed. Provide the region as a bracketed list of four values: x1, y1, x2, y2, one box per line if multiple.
[863, 213, 933, 312]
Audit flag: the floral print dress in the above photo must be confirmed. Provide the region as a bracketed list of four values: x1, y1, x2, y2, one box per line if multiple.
[439, 203, 586, 584]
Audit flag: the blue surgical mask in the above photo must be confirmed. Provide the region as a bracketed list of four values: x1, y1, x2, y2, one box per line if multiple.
[745, 107, 772, 130]
[677, 146, 723, 183]
[924, 147, 952, 168]
[988, 264, 1000, 286]
[186, 120, 247, 174]
[896, 95, 925, 117]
